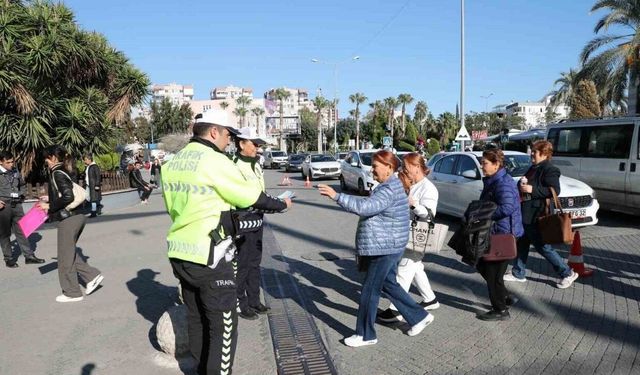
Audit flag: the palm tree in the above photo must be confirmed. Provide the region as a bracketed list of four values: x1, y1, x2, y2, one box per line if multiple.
[549, 69, 579, 108]
[235, 96, 252, 127]
[312, 96, 329, 152]
[383, 97, 399, 138]
[251, 107, 265, 134]
[579, 0, 640, 114]
[349, 92, 367, 149]
[0, 1, 149, 174]
[273, 88, 291, 149]
[233, 107, 248, 127]
[414, 101, 428, 135]
[220, 101, 229, 111]
[397, 93, 414, 136]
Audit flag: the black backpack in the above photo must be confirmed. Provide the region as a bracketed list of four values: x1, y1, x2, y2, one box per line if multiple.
[448, 200, 497, 266]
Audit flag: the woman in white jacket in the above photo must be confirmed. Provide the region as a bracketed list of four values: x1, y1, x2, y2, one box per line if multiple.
[378, 152, 440, 322]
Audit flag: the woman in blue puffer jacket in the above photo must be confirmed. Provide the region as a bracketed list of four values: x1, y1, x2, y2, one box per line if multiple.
[476, 148, 524, 321]
[318, 150, 432, 347]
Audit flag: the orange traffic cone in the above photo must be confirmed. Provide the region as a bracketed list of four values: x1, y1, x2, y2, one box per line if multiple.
[278, 174, 292, 186]
[567, 231, 594, 277]
[304, 176, 311, 188]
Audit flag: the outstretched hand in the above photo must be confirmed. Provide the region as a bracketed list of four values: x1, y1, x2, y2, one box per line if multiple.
[318, 184, 337, 200]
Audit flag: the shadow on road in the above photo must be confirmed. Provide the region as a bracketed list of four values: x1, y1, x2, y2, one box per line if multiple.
[80, 363, 95, 375]
[126, 268, 179, 350]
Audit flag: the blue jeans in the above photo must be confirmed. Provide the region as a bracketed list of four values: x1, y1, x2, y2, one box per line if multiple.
[512, 224, 571, 279]
[356, 252, 428, 340]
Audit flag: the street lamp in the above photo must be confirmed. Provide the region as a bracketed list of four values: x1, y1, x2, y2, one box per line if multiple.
[480, 93, 494, 113]
[311, 56, 360, 154]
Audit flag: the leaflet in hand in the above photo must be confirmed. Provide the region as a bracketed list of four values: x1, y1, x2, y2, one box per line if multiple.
[277, 190, 295, 200]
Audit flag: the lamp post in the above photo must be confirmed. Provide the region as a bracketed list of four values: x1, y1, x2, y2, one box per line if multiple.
[311, 56, 360, 154]
[480, 93, 494, 113]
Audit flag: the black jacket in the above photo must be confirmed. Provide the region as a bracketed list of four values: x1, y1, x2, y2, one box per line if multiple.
[129, 168, 148, 189]
[521, 160, 561, 225]
[85, 163, 102, 201]
[47, 163, 76, 221]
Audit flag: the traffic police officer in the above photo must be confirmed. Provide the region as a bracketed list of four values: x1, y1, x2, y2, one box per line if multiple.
[0, 151, 45, 268]
[233, 127, 273, 320]
[162, 111, 291, 375]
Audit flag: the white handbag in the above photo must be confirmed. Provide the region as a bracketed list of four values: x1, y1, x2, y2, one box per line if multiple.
[51, 170, 87, 210]
[407, 218, 449, 254]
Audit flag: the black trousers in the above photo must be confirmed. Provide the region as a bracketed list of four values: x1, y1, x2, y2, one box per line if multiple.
[138, 187, 152, 201]
[477, 258, 510, 311]
[170, 258, 238, 375]
[236, 226, 264, 311]
[0, 202, 33, 261]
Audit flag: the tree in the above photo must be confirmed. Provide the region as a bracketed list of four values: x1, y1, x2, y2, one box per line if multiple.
[414, 101, 429, 135]
[397, 93, 414, 136]
[273, 88, 291, 149]
[569, 80, 601, 119]
[133, 116, 151, 143]
[545, 107, 560, 124]
[383, 97, 399, 140]
[235, 96, 252, 127]
[220, 101, 229, 110]
[436, 112, 458, 146]
[327, 119, 356, 148]
[426, 138, 441, 156]
[349, 92, 367, 149]
[233, 107, 248, 127]
[150, 98, 193, 137]
[251, 107, 265, 132]
[312, 96, 329, 152]
[579, 0, 640, 114]
[397, 122, 418, 151]
[0, 0, 150, 175]
[298, 107, 318, 151]
[549, 69, 579, 108]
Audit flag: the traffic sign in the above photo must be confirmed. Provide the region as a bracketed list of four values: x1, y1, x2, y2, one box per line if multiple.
[383, 136, 392, 146]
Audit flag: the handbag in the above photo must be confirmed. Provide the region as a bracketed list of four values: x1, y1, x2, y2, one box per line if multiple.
[51, 170, 87, 210]
[483, 233, 517, 261]
[407, 217, 449, 254]
[537, 187, 574, 244]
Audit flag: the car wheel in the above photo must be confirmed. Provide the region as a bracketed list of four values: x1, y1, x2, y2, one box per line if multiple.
[339, 175, 347, 191]
[357, 179, 366, 196]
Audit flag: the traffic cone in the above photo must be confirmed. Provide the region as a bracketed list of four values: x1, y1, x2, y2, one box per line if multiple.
[278, 174, 292, 186]
[304, 176, 311, 188]
[567, 231, 594, 277]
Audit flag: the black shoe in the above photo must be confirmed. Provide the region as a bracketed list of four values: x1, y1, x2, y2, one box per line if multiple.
[377, 308, 403, 323]
[89, 213, 98, 218]
[25, 255, 45, 264]
[5, 260, 18, 268]
[250, 303, 270, 314]
[418, 299, 441, 310]
[477, 309, 510, 321]
[239, 308, 259, 320]
[505, 296, 519, 306]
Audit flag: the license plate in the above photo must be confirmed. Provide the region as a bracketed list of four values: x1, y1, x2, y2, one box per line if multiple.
[569, 209, 586, 219]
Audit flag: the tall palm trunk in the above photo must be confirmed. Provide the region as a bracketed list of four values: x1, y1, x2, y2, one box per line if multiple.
[629, 66, 640, 116]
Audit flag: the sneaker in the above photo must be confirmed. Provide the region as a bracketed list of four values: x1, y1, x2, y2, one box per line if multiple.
[239, 308, 259, 320]
[56, 294, 83, 303]
[557, 270, 579, 289]
[476, 309, 510, 321]
[344, 335, 377, 347]
[419, 299, 440, 310]
[503, 274, 527, 283]
[250, 303, 270, 314]
[377, 308, 403, 323]
[85, 274, 104, 295]
[407, 313, 434, 336]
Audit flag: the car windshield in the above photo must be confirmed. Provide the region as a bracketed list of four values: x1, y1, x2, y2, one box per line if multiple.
[271, 151, 286, 157]
[360, 152, 375, 166]
[427, 153, 445, 166]
[289, 154, 306, 161]
[476, 154, 531, 177]
[311, 155, 336, 162]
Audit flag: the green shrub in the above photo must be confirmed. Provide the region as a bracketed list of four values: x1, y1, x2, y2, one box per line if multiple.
[426, 138, 440, 156]
[397, 141, 415, 152]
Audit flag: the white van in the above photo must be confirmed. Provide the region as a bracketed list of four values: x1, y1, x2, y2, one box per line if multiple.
[546, 117, 640, 215]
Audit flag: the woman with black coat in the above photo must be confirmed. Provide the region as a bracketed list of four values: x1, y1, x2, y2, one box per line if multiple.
[504, 140, 578, 289]
[39, 146, 103, 303]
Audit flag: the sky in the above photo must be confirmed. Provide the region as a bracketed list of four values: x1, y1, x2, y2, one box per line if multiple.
[63, 0, 602, 117]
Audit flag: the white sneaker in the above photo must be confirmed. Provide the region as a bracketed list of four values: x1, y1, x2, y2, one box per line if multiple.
[56, 294, 83, 303]
[557, 270, 579, 289]
[344, 335, 377, 347]
[503, 274, 527, 283]
[85, 274, 104, 295]
[407, 313, 434, 337]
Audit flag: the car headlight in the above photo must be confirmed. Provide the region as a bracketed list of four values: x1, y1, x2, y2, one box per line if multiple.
[312, 167, 319, 171]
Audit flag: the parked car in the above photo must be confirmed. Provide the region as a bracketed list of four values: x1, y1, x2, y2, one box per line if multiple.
[427, 151, 600, 228]
[336, 152, 349, 160]
[340, 149, 380, 195]
[285, 153, 307, 172]
[264, 150, 288, 169]
[301, 154, 341, 180]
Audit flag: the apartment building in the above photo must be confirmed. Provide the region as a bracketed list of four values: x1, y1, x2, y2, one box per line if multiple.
[210, 85, 253, 100]
[151, 83, 194, 105]
[505, 95, 569, 129]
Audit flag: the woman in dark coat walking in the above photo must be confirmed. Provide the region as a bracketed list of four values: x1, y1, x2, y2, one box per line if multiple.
[476, 149, 524, 321]
[150, 158, 161, 185]
[83, 153, 102, 217]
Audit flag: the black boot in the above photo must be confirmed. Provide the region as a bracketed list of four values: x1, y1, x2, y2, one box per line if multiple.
[25, 255, 45, 264]
[249, 303, 270, 314]
[5, 259, 18, 268]
[477, 309, 510, 321]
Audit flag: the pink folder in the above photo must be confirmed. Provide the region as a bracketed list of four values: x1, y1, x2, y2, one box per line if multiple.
[18, 205, 49, 238]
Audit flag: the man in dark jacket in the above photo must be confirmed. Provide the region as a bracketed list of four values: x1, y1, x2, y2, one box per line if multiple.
[504, 140, 578, 289]
[0, 151, 45, 267]
[83, 153, 102, 217]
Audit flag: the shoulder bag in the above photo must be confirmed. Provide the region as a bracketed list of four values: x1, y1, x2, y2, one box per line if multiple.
[51, 170, 87, 210]
[407, 209, 449, 254]
[537, 186, 574, 244]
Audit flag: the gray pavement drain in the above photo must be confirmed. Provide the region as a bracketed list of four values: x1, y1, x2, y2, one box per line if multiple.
[262, 225, 338, 375]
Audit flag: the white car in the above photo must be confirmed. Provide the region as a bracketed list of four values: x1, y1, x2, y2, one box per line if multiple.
[264, 150, 288, 169]
[427, 151, 600, 228]
[340, 149, 380, 195]
[301, 154, 341, 180]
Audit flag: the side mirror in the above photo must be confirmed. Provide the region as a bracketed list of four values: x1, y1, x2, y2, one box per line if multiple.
[462, 170, 479, 179]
